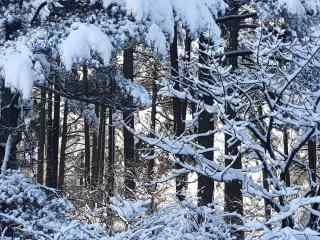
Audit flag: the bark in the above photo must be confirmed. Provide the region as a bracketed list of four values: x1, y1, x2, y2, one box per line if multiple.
[83, 65, 91, 186]
[37, 88, 46, 184]
[171, 23, 187, 201]
[45, 84, 55, 187]
[84, 120, 91, 186]
[283, 128, 291, 186]
[308, 140, 317, 185]
[147, 70, 158, 180]
[0, 89, 20, 171]
[257, 106, 271, 220]
[197, 34, 215, 207]
[308, 139, 319, 230]
[123, 47, 136, 196]
[224, 3, 244, 238]
[1, 135, 14, 172]
[98, 106, 106, 184]
[91, 105, 99, 187]
[58, 100, 69, 190]
[108, 107, 115, 198]
[46, 79, 60, 188]
[52, 79, 61, 187]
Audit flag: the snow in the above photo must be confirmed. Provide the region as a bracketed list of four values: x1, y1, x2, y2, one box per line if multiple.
[113, 202, 232, 240]
[303, 0, 320, 15]
[0, 171, 233, 240]
[111, 197, 150, 221]
[61, 23, 113, 71]
[29, 0, 50, 21]
[278, 0, 306, 18]
[146, 23, 168, 56]
[0, 44, 35, 99]
[0, 171, 109, 240]
[117, 74, 152, 108]
[262, 228, 320, 240]
[102, 0, 224, 40]
[172, 0, 222, 39]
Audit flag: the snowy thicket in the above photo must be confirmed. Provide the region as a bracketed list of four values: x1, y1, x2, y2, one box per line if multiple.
[0, 171, 109, 239]
[114, 203, 232, 240]
[256, 0, 320, 32]
[0, 171, 233, 240]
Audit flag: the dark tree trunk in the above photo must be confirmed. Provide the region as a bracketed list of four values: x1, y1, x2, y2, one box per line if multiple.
[0, 88, 20, 171]
[224, 3, 244, 238]
[83, 65, 91, 186]
[123, 47, 136, 197]
[51, 79, 61, 187]
[147, 71, 158, 180]
[171, 23, 187, 201]
[308, 140, 317, 185]
[45, 84, 55, 187]
[84, 121, 91, 186]
[37, 88, 46, 184]
[58, 100, 69, 190]
[308, 139, 319, 230]
[283, 128, 290, 186]
[46, 79, 60, 188]
[281, 129, 294, 228]
[91, 105, 99, 187]
[257, 107, 271, 220]
[98, 106, 106, 184]
[108, 107, 115, 198]
[197, 34, 215, 207]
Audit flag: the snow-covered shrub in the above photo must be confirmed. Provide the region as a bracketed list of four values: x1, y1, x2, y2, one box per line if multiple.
[114, 201, 232, 240]
[111, 196, 151, 222]
[0, 170, 109, 239]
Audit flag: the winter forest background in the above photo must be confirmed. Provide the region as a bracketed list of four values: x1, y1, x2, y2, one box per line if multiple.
[1, 0, 320, 239]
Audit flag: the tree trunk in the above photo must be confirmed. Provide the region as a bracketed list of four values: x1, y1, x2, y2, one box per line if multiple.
[108, 107, 115, 198]
[281, 128, 294, 228]
[0, 89, 20, 171]
[58, 100, 68, 190]
[197, 34, 215, 207]
[98, 106, 106, 184]
[37, 88, 46, 184]
[46, 79, 60, 188]
[123, 47, 136, 197]
[308, 139, 319, 230]
[171, 23, 187, 201]
[283, 128, 290, 186]
[224, 3, 244, 238]
[51, 78, 61, 187]
[45, 83, 55, 187]
[91, 105, 99, 187]
[147, 70, 158, 180]
[83, 65, 91, 186]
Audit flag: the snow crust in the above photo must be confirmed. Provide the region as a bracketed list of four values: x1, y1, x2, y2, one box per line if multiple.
[0, 44, 34, 99]
[61, 23, 113, 71]
[278, 0, 306, 17]
[146, 23, 168, 56]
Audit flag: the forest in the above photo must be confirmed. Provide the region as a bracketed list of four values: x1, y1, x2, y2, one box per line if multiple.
[1, 0, 320, 239]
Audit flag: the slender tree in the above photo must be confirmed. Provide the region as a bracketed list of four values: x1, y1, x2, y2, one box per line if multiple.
[223, 2, 244, 238]
[58, 100, 69, 189]
[37, 88, 46, 184]
[0, 89, 20, 171]
[171, 23, 187, 201]
[123, 47, 136, 196]
[197, 34, 215, 207]
[45, 82, 55, 187]
[83, 65, 91, 186]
